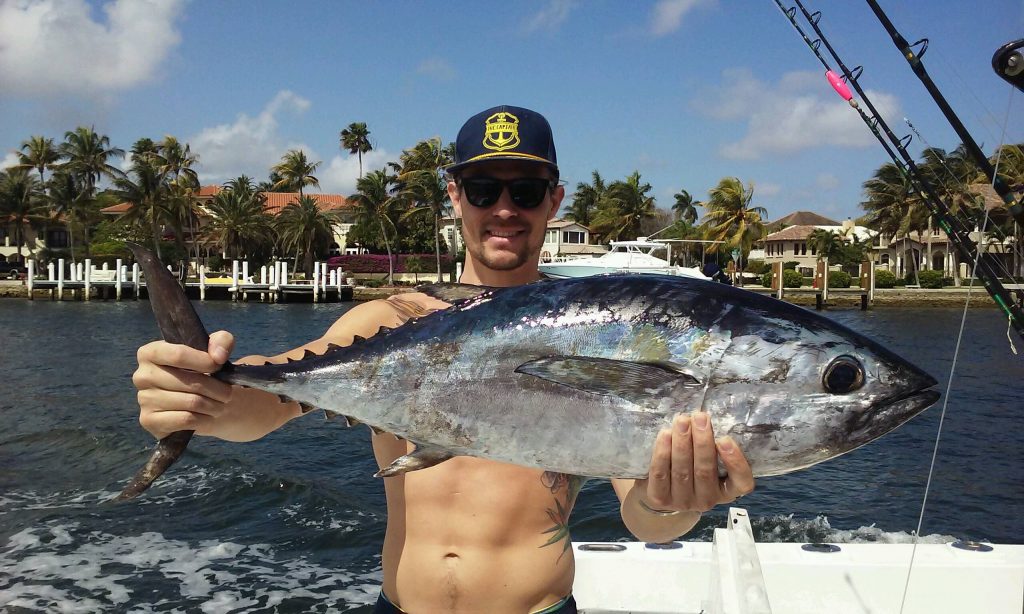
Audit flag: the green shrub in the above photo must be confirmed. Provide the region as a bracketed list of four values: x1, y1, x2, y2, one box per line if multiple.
[761, 271, 773, 288]
[745, 259, 769, 275]
[207, 255, 224, 271]
[360, 278, 384, 288]
[828, 270, 852, 288]
[783, 269, 803, 288]
[783, 261, 799, 271]
[918, 270, 945, 289]
[875, 270, 897, 288]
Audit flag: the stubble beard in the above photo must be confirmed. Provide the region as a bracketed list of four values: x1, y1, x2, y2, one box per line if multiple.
[467, 229, 541, 272]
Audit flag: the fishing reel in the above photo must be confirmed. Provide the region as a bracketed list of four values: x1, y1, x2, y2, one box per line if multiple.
[993, 39, 1024, 91]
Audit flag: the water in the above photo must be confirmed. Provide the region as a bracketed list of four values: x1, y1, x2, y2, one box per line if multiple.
[0, 298, 1020, 612]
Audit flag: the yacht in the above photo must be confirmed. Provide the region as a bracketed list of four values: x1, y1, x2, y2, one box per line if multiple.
[538, 238, 709, 280]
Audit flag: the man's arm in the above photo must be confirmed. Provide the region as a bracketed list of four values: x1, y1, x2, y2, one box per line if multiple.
[133, 298, 434, 442]
[611, 412, 755, 543]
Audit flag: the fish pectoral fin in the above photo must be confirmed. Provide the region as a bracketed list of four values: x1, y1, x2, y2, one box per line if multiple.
[515, 356, 703, 403]
[373, 445, 455, 478]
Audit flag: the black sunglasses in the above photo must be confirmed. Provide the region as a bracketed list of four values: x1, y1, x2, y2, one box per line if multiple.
[459, 177, 555, 209]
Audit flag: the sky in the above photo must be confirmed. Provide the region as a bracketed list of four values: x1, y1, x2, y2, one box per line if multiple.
[1, 0, 1022, 224]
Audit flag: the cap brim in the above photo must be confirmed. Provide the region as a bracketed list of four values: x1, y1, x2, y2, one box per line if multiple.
[446, 153, 558, 175]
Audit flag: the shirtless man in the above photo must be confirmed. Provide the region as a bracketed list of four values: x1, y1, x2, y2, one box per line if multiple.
[133, 105, 756, 613]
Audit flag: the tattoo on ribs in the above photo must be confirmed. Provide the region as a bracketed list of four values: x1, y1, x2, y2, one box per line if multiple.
[540, 472, 586, 560]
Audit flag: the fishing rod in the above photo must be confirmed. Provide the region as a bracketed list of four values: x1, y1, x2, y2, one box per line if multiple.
[772, 0, 1024, 342]
[993, 38, 1024, 92]
[864, 0, 1024, 227]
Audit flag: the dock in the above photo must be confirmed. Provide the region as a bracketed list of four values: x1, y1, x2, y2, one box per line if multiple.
[24, 258, 354, 303]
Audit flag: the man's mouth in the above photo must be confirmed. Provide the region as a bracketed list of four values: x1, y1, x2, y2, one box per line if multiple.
[487, 229, 525, 240]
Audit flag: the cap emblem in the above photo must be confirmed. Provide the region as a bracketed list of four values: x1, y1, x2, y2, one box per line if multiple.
[482, 111, 520, 152]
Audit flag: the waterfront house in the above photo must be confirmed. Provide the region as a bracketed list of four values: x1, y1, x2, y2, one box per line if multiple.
[541, 219, 607, 262]
[762, 218, 877, 276]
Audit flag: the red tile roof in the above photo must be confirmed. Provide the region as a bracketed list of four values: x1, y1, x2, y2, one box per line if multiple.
[261, 193, 353, 215]
[765, 225, 817, 241]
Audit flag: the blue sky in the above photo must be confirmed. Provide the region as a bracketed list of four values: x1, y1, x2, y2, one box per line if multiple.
[1, 0, 1021, 223]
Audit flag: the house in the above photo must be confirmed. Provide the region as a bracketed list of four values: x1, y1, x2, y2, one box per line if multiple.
[541, 219, 606, 261]
[1, 213, 73, 264]
[762, 219, 877, 276]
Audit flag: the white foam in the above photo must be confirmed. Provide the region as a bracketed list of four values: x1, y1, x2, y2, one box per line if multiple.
[755, 514, 958, 544]
[0, 522, 381, 612]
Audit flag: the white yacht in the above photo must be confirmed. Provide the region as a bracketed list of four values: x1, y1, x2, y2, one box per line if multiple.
[538, 238, 709, 280]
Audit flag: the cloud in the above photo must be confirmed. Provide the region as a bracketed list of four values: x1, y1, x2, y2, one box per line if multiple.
[816, 173, 840, 191]
[416, 58, 457, 82]
[189, 91, 314, 184]
[650, 0, 714, 37]
[756, 182, 782, 197]
[694, 68, 899, 160]
[319, 149, 393, 196]
[522, 0, 577, 34]
[0, 0, 185, 98]
[2, 152, 21, 171]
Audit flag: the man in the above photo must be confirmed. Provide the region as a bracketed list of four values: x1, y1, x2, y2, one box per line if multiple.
[133, 105, 755, 613]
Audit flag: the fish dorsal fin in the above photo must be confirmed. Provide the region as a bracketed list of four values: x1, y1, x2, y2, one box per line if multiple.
[515, 356, 703, 407]
[415, 282, 496, 304]
[302, 349, 316, 359]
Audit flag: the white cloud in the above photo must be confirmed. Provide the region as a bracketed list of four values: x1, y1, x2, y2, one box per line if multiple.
[757, 182, 782, 197]
[816, 173, 840, 191]
[0, 0, 185, 98]
[319, 149, 393, 196]
[2, 152, 21, 171]
[416, 58, 457, 82]
[189, 91, 314, 184]
[694, 68, 900, 160]
[522, 0, 577, 34]
[650, 0, 714, 37]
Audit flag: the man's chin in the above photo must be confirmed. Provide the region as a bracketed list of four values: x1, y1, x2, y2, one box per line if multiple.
[476, 249, 530, 272]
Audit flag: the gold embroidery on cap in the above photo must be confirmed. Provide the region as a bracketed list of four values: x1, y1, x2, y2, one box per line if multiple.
[482, 111, 520, 152]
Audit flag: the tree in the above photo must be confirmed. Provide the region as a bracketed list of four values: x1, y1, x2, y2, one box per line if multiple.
[394, 138, 453, 282]
[59, 127, 125, 258]
[0, 168, 46, 260]
[672, 189, 699, 225]
[204, 178, 275, 261]
[112, 139, 173, 260]
[45, 171, 87, 262]
[350, 170, 398, 282]
[158, 136, 202, 268]
[808, 228, 840, 261]
[861, 162, 924, 283]
[275, 195, 339, 277]
[340, 122, 373, 179]
[17, 136, 61, 183]
[565, 170, 605, 228]
[272, 149, 320, 197]
[590, 171, 657, 241]
[701, 177, 766, 285]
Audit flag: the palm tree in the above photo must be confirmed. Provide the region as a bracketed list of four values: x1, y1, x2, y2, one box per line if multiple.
[0, 168, 46, 260]
[45, 171, 87, 262]
[861, 162, 924, 283]
[204, 179, 275, 260]
[590, 171, 657, 241]
[112, 139, 172, 260]
[159, 136, 202, 268]
[17, 136, 61, 183]
[701, 177, 767, 285]
[59, 127, 124, 257]
[394, 138, 453, 282]
[565, 170, 605, 228]
[350, 169, 398, 282]
[271, 149, 320, 197]
[275, 195, 339, 277]
[808, 228, 840, 261]
[340, 122, 373, 179]
[672, 189, 699, 225]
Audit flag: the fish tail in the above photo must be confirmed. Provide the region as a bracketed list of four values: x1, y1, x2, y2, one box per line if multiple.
[115, 243, 210, 501]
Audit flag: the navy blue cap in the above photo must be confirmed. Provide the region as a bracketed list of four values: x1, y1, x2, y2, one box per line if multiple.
[447, 105, 558, 177]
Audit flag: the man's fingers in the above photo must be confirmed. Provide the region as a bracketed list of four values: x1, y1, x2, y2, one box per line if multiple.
[137, 389, 225, 419]
[669, 414, 694, 501]
[208, 330, 235, 365]
[137, 341, 222, 373]
[646, 428, 673, 506]
[690, 411, 721, 511]
[139, 409, 216, 439]
[717, 436, 756, 499]
[133, 363, 233, 403]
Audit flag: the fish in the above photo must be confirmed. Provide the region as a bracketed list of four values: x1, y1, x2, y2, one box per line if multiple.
[117, 244, 939, 498]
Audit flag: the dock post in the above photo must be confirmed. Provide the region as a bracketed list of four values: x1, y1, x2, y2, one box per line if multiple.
[313, 262, 321, 303]
[815, 293, 823, 310]
[84, 258, 92, 301]
[57, 258, 65, 301]
[241, 261, 249, 302]
[199, 265, 207, 301]
[133, 262, 140, 300]
[259, 265, 267, 302]
[27, 259, 34, 300]
[231, 260, 239, 302]
[115, 259, 123, 300]
[771, 262, 783, 300]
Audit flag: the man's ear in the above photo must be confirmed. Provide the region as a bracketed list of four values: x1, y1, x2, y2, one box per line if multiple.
[547, 184, 565, 221]
[447, 180, 463, 218]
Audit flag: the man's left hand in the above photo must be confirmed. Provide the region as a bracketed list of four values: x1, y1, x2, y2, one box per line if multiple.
[635, 411, 755, 514]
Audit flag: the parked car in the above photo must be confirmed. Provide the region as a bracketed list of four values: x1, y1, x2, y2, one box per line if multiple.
[0, 262, 28, 280]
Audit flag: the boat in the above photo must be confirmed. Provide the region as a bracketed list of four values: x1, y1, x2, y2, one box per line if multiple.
[570, 507, 1024, 614]
[539, 238, 709, 280]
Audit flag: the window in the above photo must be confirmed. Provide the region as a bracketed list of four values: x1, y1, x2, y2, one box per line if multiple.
[545, 230, 558, 244]
[881, 254, 890, 265]
[47, 229, 69, 248]
[800, 242, 807, 256]
[811, 244, 817, 256]
[562, 231, 585, 244]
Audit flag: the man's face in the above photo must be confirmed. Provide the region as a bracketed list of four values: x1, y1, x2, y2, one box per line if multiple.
[448, 161, 563, 274]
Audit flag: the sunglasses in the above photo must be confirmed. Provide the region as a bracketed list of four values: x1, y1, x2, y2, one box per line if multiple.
[459, 177, 555, 210]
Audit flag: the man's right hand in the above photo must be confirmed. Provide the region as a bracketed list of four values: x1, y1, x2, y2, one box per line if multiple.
[133, 330, 296, 442]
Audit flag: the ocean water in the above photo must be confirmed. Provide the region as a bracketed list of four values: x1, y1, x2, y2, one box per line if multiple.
[0, 297, 1020, 612]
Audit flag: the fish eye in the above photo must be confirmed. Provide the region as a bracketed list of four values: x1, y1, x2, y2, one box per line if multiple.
[823, 356, 865, 394]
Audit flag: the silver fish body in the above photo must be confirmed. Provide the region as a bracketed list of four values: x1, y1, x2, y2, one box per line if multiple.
[219, 275, 939, 479]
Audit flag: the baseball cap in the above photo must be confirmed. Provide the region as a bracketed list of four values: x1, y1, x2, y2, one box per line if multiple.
[446, 105, 558, 177]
